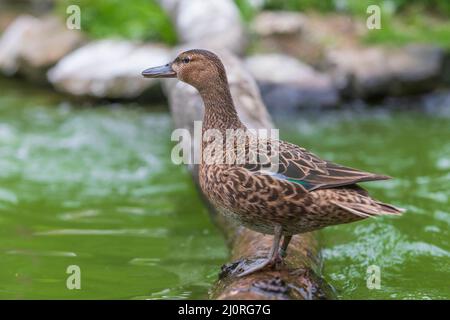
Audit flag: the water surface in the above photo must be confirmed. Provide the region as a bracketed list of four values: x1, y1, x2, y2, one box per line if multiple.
[278, 106, 450, 299]
[0, 78, 448, 299]
[0, 79, 227, 299]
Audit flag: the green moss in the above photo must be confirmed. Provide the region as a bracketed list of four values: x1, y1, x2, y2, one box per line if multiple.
[56, 0, 177, 44]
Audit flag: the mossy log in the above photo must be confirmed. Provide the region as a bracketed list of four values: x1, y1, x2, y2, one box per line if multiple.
[163, 49, 333, 300]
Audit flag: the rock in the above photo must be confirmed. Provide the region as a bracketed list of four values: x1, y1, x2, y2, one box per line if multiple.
[252, 11, 306, 37]
[443, 52, 450, 85]
[389, 46, 445, 94]
[325, 45, 446, 98]
[2, 0, 54, 14]
[48, 40, 171, 99]
[383, 90, 450, 116]
[245, 54, 339, 110]
[0, 15, 83, 80]
[157, 0, 246, 54]
[0, 10, 19, 32]
[252, 11, 365, 66]
[325, 47, 388, 98]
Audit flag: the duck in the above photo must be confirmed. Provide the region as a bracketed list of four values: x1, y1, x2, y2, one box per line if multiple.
[142, 49, 404, 277]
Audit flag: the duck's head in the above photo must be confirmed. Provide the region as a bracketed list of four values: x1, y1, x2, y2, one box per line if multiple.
[142, 49, 227, 91]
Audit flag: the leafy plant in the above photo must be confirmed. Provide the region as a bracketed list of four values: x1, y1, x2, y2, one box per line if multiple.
[56, 0, 177, 44]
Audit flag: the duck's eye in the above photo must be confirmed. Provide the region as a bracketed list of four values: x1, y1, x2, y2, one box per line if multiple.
[182, 57, 190, 64]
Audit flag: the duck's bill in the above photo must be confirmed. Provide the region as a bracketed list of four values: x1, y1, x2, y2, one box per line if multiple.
[142, 64, 176, 78]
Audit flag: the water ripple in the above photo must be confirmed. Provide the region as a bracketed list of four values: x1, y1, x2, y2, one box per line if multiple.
[0, 188, 18, 204]
[322, 223, 450, 268]
[6, 250, 77, 257]
[59, 209, 100, 221]
[34, 228, 168, 237]
[129, 258, 161, 267]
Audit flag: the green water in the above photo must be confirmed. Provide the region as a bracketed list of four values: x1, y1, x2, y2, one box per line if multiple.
[0, 78, 449, 299]
[278, 108, 450, 300]
[0, 79, 227, 299]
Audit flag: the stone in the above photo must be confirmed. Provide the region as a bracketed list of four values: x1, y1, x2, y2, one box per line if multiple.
[158, 0, 246, 54]
[245, 54, 339, 110]
[251, 11, 365, 66]
[0, 9, 20, 32]
[325, 45, 446, 98]
[388, 45, 445, 95]
[0, 15, 83, 80]
[48, 40, 171, 99]
[252, 11, 306, 37]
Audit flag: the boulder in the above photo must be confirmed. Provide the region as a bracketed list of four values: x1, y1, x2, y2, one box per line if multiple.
[1, 0, 54, 14]
[0, 10, 19, 32]
[48, 40, 171, 99]
[252, 10, 306, 37]
[245, 54, 339, 110]
[389, 46, 445, 94]
[0, 15, 83, 80]
[251, 11, 365, 66]
[443, 52, 450, 85]
[326, 45, 446, 98]
[158, 0, 246, 54]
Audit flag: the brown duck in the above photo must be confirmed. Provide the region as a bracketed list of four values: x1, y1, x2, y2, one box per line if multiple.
[142, 49, 404, 276]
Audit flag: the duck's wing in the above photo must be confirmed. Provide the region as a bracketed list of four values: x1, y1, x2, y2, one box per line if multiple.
[244, 140, 390, 192]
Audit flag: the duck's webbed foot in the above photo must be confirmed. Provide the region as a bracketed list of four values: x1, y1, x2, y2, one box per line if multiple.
[219, 226, 292, 278]
[236, 254, 282, 277]
[219, 256, 278, 278]
[233, 225, 285, 277]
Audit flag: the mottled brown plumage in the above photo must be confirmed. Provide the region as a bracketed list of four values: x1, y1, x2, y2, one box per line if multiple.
[142, 49, 404, 276]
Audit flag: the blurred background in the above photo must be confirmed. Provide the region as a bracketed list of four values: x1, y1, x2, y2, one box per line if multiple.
[0, 0, 449, 299]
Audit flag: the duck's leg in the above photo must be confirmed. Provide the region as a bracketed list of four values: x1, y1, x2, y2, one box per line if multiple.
[237, 225, 283, 277]
[279, 235, 292, 258]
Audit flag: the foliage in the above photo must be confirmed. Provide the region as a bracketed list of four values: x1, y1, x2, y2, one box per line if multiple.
[262, 0, 335, 12]
[363, 13, 450, 48]
[236, 0, 450, 17]
[56, 0, 177, 44]
[234, 0, 450, 47]
[234, 0, 258, 21]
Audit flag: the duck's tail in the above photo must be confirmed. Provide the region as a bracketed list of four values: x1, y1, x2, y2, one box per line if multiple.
[332, 200, 405, 218]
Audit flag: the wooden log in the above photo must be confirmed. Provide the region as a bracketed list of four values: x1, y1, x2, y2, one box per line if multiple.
[162, 49, 333, 299]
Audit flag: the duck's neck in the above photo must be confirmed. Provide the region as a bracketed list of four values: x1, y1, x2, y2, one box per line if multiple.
[199, 82, 244, 133]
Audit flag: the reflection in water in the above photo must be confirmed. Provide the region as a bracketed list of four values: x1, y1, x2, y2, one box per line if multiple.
[0, 78, 449, 299]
